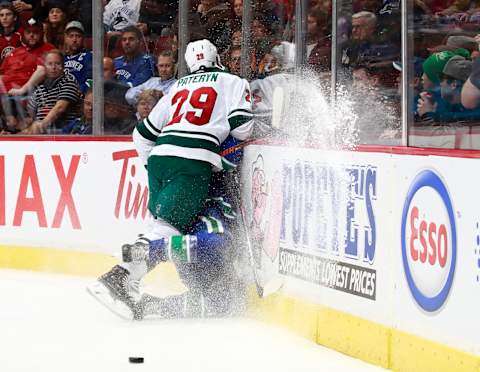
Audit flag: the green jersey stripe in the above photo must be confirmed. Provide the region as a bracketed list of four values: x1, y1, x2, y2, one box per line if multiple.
[228, 115, 252, 130]
[145, 117, 162, 135]
[156, 134, 220, 153]
[136, 121, 157, 142]
[160, 129, 220, 145]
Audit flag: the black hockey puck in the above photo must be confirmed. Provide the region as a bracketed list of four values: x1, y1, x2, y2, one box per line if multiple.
[129, 357, 144, 364]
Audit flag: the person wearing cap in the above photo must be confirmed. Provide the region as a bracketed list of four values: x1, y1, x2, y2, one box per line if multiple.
[418, 55, 480, 123]
[63, 20, 92, 94]
[421, 49, 470, 90]
[113, 25, 155, 88]
[461, 57, 480, 109]
[0, 17, 54, 131]
[0, 2, 22, 64]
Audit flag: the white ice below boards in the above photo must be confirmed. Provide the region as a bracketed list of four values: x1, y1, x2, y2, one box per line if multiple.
[0, 269, 387, 372]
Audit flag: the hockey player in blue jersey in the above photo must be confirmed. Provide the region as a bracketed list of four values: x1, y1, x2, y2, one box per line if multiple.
[63, 21, 93, 94]
[88, 136, 247, 320]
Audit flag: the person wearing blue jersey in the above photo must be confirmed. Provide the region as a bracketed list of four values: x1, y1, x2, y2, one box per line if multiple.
[88, 136, 247, 320]
[63, 21, 92, 94]
[113, 25, 155, 88]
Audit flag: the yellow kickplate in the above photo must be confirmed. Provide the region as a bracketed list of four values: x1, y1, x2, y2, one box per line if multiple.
[249, 289, 480, 372]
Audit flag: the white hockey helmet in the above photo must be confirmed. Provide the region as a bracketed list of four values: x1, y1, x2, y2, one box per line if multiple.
[266, 41, 295, 73]
[185, 39, 224, 73]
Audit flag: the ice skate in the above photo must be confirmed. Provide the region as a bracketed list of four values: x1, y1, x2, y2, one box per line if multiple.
[87, 264, 139, 320]
[133, 292, 188, 320]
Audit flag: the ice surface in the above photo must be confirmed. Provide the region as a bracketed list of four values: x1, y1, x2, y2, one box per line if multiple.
[0, 269, 387, 372]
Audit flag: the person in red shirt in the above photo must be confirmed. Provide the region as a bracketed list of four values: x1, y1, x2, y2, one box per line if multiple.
[0, 2, 22, 64]
[0, 17, 54, 131]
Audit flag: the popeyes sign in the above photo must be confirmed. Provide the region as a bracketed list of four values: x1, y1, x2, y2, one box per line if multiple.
[0, 148, 150, 231]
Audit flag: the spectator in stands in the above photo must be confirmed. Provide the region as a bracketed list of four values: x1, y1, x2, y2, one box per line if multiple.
[231, 28, 241, 48]
[461, 57, 480, 109]
[125, 50, 176, 106]
[250, 15, 274, 73]
[22, 49, 81, 134]
[43, 0, 68, 49]
[421, 49, 470, 91]
[226, 46, 242, 75]
[70, 1, 92, 36]
[352, 61, 400, 142]
[114, 25, 155, 88]
[418, 55, 480, 123]
[11, 0, 35, 14]
[102, 55, 130, 103]
[227, 0, 243, 31]
[0, 2, 22, 64]
[62, 88, 93, 134]
[104, 0, 141, 33]
[310, 0, 331, 15]
[306, 9, 332, 72]
[341, 11, 398, 68]
[0, 17, 54, 131]
[197, 0, 231, 52]
[104, 79, 136, 134]
[137, 0, 177, 37]
[435, 0, 480, 16]
[428, 36, 479, 56]
[103, 56, 116, 81]
[135, 89, 162, 120]
[63, 21, 92, 94]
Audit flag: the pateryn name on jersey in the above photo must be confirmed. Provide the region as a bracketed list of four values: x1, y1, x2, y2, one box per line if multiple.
[177, 72, 219, 87]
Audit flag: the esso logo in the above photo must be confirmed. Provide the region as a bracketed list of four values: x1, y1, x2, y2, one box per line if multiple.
[401, 169, 456, 312]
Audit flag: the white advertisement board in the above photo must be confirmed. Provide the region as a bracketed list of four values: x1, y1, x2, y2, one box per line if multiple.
[1, 139, 479, 356]
[0, 140, 149, 254]
[241, 143, 480, 355]
[240, 144, 395, 326]
[394, 157, 480, 354]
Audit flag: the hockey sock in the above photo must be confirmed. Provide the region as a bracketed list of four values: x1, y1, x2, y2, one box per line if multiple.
[154, 230, 228, 264]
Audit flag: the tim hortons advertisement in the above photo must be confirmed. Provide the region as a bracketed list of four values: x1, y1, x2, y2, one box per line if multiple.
[0, 141, 149, 253]
[241, 145, 381, 302]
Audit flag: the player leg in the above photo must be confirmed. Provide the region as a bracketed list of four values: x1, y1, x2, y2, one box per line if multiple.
[88, 156, 212, 319]
[134, 234, 247, 320]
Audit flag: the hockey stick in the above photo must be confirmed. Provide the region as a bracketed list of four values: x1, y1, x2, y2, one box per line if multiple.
[239, 205, 264, 298]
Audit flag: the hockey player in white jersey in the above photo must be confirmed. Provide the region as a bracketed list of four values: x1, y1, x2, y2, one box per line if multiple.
[88, 39, 253, 317]
[251, 41, 295, 129]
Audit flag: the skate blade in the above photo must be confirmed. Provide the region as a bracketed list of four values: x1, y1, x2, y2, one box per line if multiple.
[86, 281, 135, 321]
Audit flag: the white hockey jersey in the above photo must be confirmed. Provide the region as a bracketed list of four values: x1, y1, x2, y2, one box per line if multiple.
[134, 68, 253, 170]
[103, 0, 141, 32]
[250, 72, 294, 122]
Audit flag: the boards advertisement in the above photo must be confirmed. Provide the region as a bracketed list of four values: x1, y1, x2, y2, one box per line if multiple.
[0, 140, 148, 253]
[241, 144, 480, 355]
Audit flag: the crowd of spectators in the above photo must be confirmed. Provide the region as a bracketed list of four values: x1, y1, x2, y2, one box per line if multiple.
[0, 0, 478, 144]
